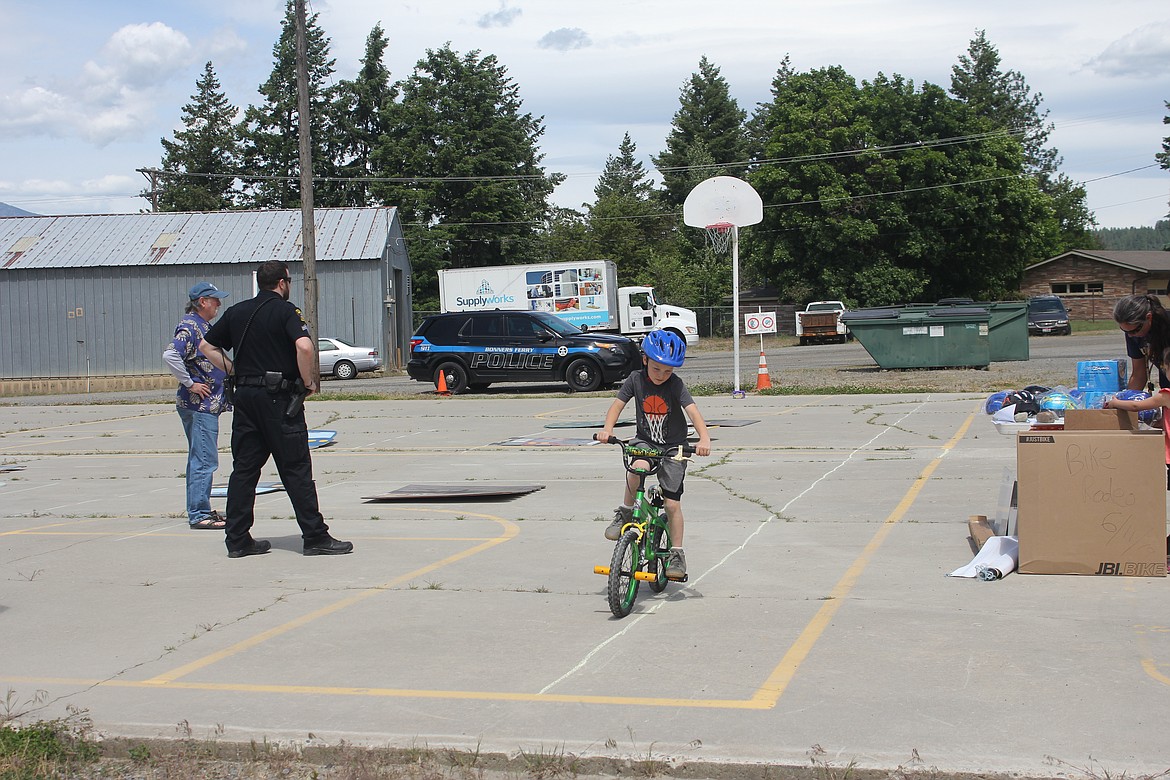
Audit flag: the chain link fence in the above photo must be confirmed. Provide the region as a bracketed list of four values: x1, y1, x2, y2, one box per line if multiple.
[412, 305, 800, 338]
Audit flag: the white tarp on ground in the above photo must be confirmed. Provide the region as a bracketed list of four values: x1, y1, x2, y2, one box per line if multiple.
[948, 535, 1019, 580]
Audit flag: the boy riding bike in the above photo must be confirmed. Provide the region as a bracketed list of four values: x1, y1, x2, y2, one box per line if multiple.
[596, 329, 711, 580]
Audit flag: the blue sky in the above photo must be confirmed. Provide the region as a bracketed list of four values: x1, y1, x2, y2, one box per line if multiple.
[1, 0, 1168, 229]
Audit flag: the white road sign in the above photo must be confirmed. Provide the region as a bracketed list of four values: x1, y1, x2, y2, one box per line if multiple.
[744, 312, 777, 335]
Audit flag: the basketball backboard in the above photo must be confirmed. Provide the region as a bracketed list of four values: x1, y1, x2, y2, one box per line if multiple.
[683, 176, 763, 228]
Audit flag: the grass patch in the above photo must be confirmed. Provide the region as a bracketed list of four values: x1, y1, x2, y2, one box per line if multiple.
[0, 710, 99, 779]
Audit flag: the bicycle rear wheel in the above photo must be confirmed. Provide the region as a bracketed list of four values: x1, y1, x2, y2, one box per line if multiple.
[607, 528, 641, 618]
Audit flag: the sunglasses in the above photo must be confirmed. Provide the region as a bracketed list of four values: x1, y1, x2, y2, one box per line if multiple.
[1119, 322, 1144, 334]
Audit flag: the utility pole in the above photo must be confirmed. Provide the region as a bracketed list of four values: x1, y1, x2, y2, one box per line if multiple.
[136, 167, 161, 212]
[294, 0, 320, 383]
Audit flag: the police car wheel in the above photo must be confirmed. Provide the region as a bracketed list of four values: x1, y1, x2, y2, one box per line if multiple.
[435, 361, 468, 394]
[565, 358, 602, 393]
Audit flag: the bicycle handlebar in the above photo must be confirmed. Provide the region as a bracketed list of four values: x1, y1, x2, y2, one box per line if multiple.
[593, 433, 696, 459]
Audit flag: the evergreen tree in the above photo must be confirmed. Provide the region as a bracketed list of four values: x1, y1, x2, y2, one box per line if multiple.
[331, 23, 396, 206]
[372, 45, 561, 309]
[950, 30, 1094, 250]
[587, 133, 675, 282]
[151, 62, 240, 212]
[1158, 100, 1170, 220]
[238, 0, 338, 209]
[653, 57, 748, 207]
[950, 30, 1058, 177]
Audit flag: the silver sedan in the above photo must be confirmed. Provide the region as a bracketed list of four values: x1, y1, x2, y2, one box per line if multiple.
[318, 337, 381, 380]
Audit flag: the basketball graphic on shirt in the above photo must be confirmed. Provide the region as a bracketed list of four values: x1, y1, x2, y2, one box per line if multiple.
[642, 395, 669, 441]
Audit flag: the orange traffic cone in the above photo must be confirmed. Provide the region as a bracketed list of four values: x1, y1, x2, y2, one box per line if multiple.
[436, 368, 450, 396]
[756, 351, 772, 391]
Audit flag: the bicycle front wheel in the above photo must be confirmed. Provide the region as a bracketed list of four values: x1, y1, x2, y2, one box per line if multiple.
[607, 528, 641, 618]
[648, 522, 670, 593]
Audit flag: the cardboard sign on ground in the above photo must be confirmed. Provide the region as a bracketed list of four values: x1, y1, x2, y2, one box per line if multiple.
[1016, 430, 1166, 576]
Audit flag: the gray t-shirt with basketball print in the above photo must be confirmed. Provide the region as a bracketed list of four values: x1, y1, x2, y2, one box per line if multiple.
[616, 370, 694, 447]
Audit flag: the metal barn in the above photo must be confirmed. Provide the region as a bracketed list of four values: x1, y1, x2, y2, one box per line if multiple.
[0, 208, 412, 379]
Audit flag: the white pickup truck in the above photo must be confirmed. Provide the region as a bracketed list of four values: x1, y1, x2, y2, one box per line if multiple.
[795, 300, 849, 345]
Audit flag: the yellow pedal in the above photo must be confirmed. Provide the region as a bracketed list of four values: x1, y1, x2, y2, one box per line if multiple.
[634, 571, 657, 582]
[593, 566, 610, 576]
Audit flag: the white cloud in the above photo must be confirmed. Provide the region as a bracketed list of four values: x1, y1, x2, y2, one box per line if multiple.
[1085, 21, 1170, 78]
[477, 2, 522, 29]
[94, 22, 194, 87]
[0, 22, 196, 145]
[537, 28, 591, 52]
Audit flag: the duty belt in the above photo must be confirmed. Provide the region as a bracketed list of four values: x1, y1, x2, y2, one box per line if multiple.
[235, 375, 295, 390]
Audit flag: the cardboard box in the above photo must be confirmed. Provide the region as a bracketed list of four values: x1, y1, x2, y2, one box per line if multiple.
[1063, 408, 1139, 431]
[1016, 430, 1166, 576]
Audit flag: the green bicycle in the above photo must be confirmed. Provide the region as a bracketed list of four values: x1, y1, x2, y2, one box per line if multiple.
[593, 435, 695, 618]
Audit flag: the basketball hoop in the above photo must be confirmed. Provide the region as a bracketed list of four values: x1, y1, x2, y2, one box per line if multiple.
[703, 222, 734, 254]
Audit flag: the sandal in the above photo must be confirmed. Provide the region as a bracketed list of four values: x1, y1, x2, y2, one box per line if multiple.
[190, 512, 226, 530]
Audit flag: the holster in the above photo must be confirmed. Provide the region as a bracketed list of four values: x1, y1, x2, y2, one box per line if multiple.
[284, 378, 307, 419]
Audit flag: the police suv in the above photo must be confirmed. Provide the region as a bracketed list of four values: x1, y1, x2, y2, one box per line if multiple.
[408, 310, 641, 393]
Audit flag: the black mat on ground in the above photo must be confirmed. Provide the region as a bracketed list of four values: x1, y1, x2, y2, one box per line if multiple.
[543, 419, 634, 429]
[497, 435, 598, 446]
[363, 483, 546, 501]
[211, 481, 283, 498]
[0, 465, 26, 473]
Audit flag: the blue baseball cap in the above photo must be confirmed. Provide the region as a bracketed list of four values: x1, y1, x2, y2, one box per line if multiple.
[188, 281, 230, 300]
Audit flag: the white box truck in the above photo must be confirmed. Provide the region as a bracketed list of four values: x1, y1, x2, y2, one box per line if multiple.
[437, 261, 700, 345]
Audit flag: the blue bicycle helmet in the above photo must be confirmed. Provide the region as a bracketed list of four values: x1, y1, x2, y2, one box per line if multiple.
[642, 330, 686, 367]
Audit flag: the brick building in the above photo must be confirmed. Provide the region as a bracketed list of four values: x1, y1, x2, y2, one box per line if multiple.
[1021, 249, 1170, 321]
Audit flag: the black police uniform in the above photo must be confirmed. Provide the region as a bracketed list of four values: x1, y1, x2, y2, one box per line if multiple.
[203, 289, 331, 553]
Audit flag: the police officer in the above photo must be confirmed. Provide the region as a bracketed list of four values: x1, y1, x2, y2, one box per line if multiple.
[199, 260, 353, 559]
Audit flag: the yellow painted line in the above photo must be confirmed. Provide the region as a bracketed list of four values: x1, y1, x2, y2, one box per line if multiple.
[144, 509, 518, 685]
[1141, 658, 1170, 686]
[2, 531, 499, 542]
[748, 409, 976, 708]
[6, 410, 982, 710]
[0, 676, 769, 708]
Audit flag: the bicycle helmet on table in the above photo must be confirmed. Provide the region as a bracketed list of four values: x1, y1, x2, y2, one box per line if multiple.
[642, 329, 686, 367]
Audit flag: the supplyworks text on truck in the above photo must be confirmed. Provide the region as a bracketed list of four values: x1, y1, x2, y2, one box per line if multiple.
[437, 261, 699, 345]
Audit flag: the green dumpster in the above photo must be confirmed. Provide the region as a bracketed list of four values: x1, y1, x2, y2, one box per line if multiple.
[841, 306, 991, 369]
[974, 301, 1029, 362]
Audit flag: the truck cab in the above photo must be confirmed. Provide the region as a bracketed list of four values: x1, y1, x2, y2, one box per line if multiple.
[616, 286, 700, 346]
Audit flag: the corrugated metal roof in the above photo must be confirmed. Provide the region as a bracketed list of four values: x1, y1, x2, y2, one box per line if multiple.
[0, 207, 397, 270]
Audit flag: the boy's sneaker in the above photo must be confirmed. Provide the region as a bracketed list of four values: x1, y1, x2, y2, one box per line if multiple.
[605, 506, 633, 540]
[665, 548, 687, 580]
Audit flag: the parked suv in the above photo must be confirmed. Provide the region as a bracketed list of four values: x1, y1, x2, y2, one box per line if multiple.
[407, 310, 641, 393]
[1026, 295, 1071, 336]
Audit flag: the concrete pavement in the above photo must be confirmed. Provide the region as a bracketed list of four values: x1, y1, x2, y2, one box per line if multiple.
[1, 392, 1167, 776]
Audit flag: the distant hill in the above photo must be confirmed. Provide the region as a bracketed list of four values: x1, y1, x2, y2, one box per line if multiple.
[1092, 220, 1170, 251]
[0, 201, 37, 217]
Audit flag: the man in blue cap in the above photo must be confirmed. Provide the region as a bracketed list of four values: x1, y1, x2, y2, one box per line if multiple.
[163, 281, 232, 529]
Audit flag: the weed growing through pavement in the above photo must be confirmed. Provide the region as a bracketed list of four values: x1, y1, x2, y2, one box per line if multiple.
[1044, 755, 1170, 780]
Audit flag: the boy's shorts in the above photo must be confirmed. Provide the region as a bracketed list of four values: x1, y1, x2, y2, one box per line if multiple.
[632, 438, 688, 499]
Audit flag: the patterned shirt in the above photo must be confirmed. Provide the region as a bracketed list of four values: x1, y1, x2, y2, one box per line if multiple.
[616, 370, 695, 446]
[169, 312, 231, 414]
